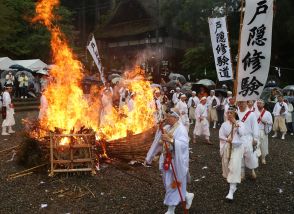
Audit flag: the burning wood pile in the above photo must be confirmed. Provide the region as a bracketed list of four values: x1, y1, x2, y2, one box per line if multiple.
[22, 0, 158, 174]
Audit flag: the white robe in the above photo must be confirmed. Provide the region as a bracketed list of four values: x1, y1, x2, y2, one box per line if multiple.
[273, 102, 288, 117]
[153, 98, 163, 123]
[119, 87, 128, 109]
[207, 96, 219, 122]
[254, 109, 273, 158]
[2, 91, 15, 127]
[172, 92, 181, 105]
[100, 94, 113, 124]
[187, 96, 199, 120]
[145, 124, 170, 164]
[175, 100, 189, 131]
[238, 109, 259, 169]
[38, 94, 48, 120]
[224, 104, 230, 121]
[219, 121, 246, 183]
[193, 103, 210, 137]
[159, 122, 189, 206]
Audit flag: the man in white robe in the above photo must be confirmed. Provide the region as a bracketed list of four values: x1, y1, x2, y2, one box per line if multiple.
[219, 106, 246, 201]
[2, 84, 15, 135]
[224, 96, 236, 121]
[207, 90, 219, 128]
[247, 100, 256, 112]
[187, 91, 199, 125]
[254, 99, 273, 164]
[172, 87, 181, 106]
[175, 94, 189, 131]
[272, 95, 288, 140]
[193, 97, 212, 144]
[224, 91, 232, 106]
[144, 91, 164, 166]
[237, 101, 259, 179]
[100, 89, 113, 125]
[160, 109, 194, 214]
[38, 90, 48, 120]
[119, 87, 128, 109]
[153, 89, 163, 124]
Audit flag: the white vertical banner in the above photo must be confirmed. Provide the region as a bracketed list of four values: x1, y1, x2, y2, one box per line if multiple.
[87, 35, 105, 84]
[236, 0, 274, 101]
[209, 17, 233, 81]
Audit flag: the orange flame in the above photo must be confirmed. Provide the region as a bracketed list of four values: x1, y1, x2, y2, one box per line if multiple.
[33, 0, 156, 142]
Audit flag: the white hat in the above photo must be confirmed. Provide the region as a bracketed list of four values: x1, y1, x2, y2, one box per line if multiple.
[180, 94, 186, 98]
[168, 108, 180, 118]
[170, 90, 175, 93]
[176, 87, 180, 90]
[227, 91, 232, 95]
[200, 96, 207, 101]
[210, 90, 215, 93]
[192, 91, 196, 94]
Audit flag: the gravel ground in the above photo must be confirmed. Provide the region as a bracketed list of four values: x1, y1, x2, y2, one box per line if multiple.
[0, 111, 293, 214]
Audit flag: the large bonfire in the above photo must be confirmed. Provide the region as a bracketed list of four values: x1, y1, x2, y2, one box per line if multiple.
[32, 0, 156, 143]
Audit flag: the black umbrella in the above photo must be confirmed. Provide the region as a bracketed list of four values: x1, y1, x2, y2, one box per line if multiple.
[215, 88, 227, 97]
[9, 64, 33, 72]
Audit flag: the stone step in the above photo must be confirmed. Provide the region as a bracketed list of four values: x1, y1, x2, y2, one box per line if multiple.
[14, 101, 40, 107]
[13, 98, 39, 102]
[14, 106, 39, 112]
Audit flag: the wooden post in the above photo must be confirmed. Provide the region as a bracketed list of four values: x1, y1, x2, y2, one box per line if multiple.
[50, 132, 54, 176]
[234, 0, 245, 97]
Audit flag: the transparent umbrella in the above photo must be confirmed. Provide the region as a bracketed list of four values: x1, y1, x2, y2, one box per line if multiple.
[168, 73, 186, 84]
[15, 71, 35, 81]
[111, 77, 122, 84]
[108, 73, 121, 81]
[196, 79, 216, 87]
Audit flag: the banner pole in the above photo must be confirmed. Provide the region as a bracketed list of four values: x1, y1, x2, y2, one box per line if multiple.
[234, 0, 245, 98]
[224, 2, 234, 83]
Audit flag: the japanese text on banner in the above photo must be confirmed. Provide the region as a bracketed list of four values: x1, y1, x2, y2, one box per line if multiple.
[209, 17, 233, 81]
[237, 0, 274, 101]
[87, 36, 105, 84]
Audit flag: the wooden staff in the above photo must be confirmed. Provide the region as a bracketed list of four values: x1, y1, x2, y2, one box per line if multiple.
[160, 123, 187, 214]
[228, 123, 235, 162]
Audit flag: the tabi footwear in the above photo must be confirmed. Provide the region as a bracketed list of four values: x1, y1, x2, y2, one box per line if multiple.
[2, 127, 10, 136]
[8, 126, 15, 134]
[165, 205, 175, 214]
[185, 192, 194, 209]
[226, 184, 237, 201]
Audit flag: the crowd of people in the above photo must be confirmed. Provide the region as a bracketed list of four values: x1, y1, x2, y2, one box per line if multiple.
[1, 70, 49, 99]
[141, 84, 293, 214]
[1, 75, 293, 214]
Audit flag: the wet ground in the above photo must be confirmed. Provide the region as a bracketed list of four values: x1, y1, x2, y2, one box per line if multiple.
[0, 112, 293, 213]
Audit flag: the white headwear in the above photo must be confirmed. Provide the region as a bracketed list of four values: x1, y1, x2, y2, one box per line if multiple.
[200, 96, 207, 101]
[227, 91, 232, 95]
[192, 91, 196, 94]
[176, 87, 180, 90]
[168, 108, 180, 118]
[180, 94, 186, 98]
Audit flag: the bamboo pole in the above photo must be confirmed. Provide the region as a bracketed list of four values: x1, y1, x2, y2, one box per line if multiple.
[0, 145, 19, 154]
[224, 2, 234, 80]
[234, 0, 245, 97]
[7, 163, 47, 178]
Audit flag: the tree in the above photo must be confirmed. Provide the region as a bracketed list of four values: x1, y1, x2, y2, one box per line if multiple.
[0, 0, 74, 62]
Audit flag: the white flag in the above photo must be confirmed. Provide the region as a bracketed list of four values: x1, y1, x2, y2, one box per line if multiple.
[236, 0, 274, 101]
[209, 17, 233, 81]
[87, 35, 105, 83]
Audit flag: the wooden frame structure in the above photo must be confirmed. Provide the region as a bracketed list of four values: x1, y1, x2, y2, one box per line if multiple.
[49, 133, 96, 176]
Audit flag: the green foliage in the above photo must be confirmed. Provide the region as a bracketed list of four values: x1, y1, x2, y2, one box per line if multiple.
[181, 46, 216, 80]
[0, 0, 74, 61]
